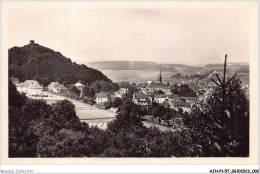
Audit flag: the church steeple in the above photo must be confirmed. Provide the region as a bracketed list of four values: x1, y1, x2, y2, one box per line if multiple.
[158, 69, 162, 83]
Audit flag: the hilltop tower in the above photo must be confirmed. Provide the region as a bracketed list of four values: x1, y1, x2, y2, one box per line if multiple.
[158, 69, 162, 83]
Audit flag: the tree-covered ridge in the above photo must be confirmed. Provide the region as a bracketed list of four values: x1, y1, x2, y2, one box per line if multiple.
[8, 42, 111, 86]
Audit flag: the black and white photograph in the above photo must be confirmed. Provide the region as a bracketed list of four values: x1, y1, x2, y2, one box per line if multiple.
[1, 1, 259, 171]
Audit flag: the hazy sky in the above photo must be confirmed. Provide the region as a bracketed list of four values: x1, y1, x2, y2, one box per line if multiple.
[8, 8, 249, 64]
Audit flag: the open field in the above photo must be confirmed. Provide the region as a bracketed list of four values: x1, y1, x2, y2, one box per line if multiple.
[28, 93, 184, 131]
[28, 92, 116, 120]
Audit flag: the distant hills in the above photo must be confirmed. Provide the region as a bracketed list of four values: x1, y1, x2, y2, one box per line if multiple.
[8, 41, 111, 86]
[87, 61, 249, 74]
[87, 61, 200, 71]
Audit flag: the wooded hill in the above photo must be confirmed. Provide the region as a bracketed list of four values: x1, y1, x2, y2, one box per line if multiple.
[8, 41, 111, 86]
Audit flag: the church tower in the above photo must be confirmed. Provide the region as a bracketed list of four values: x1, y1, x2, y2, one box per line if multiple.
[158, 69, 162, 83]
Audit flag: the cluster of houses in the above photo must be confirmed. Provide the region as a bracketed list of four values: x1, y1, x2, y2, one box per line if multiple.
[11, 76, 128, 106]
[93, 71, 205, 111]
[133, 91, 201, 111]
[10, 69, 207, 112]
[131, 70, 206, 111]
[13, 78, 44, 96]
[48, 82, 67, 93]
[95, 88, 128, 104]
[11, 77, 87, 97]
[136, 70, 171, 94]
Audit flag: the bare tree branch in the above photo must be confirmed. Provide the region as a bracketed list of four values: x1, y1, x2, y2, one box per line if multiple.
[211, 78, 221, 87]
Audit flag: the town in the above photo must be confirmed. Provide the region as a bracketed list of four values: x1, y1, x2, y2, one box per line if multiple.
[10, 67, 215, 130]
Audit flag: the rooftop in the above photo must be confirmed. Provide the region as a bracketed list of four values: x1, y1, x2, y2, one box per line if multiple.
[96, 92, 109, 98]
[134, 92, 149, 99]
[148, 82, 170, 88]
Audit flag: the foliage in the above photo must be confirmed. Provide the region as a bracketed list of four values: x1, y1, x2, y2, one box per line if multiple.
[52, 100, 79, 121]
[9, 79, 27, 108]
[67, 85, 81, 96]
[90, 80, 119, 93]
[8, 43, 111, 86]
[171, 84, 196, 97]
[171, 72, 212, 80]
[152, 105, 166, 118]
[112, 97, 123, 108]
[185, 76, 249, 156]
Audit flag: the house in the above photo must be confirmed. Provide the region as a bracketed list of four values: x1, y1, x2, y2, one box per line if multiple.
[10, 77, 19, 86]
[199, 95, 204, 101]
[133, 92, 150, 106]
[56, 84, 68, 93]
[173, 98, 191, 108]
[75, 82, 85, 97]
[167, 94, 179, 101]
[147, 82, 171, 93]
[191, 100, 201, 108]
[75, 82, 85, 91]
[114, 88, 128, 98]
[17, 82, 28, 93]
[27, 81, 43, 96]
[136, 83, 147, 89]
[48, 82, 60, 93]
[154, 94, 168, 103]
[17, 80, 41, 94]
[96, 92, 110, 104]
[182, 96, 199, 102]
[24, 80, 38, 86]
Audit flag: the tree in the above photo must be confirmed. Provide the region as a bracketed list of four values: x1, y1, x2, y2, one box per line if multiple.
[52, 100, 79, 121]
[68, 85, 81, 96]
[82, 85, 91, 97]
[204, 76, 249, 156]
[108, 100, 145, 135]
[187, 55, 249, 157]
[89, 88, 95, 98]
[8, 79, 27, 108]
[90, 80, 119, 93]
[112, 97, 123, 108]
[152, 105, 166, 118]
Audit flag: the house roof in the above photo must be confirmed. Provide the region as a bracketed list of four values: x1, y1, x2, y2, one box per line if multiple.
[148, 82, 170, 88]
[174, 100, 191, 107]
[17, 82, 28, 87]
[28, 82, 43, 89]
[25, 80, 38, 86]
[57, 84, 67, 90]
[75, 82, 85, 87]
[48, 82, 60, 88]
[168, 94, 178, 99]
[96, 92, 109, 98]
[137, 83, 147, 88]
[154, 94, 167, 98]
[134, 92, 149, 99]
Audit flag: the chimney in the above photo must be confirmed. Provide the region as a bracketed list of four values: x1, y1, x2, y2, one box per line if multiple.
[30, 40, 35, 44]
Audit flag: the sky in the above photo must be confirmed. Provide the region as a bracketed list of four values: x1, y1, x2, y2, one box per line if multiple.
[8, 8, 249, 65]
